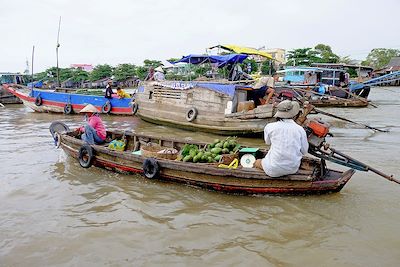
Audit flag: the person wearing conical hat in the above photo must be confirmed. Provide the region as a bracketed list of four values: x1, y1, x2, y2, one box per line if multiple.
[153, 66, 165, 81]
[254, 100, 309, 177]
[76, 104, 107, 145]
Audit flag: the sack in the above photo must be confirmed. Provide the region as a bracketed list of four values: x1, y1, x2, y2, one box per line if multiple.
[108, 139, 126, 151]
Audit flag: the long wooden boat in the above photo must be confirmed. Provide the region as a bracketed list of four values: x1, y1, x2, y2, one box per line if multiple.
[56, 127, 355, 195]
[135, 81, 279, 135]
[3, 84, 135, 115]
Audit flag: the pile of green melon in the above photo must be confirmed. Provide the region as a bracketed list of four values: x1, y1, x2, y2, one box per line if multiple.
[178, 137, 240, 163]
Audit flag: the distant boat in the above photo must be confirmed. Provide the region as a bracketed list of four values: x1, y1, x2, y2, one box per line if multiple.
[276, 67, 371, 107]
[0, 73, 28, 104]
[3, 84, 136, 115]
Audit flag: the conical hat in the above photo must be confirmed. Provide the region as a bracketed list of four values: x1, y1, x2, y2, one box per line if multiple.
[80, 104, 99, 113]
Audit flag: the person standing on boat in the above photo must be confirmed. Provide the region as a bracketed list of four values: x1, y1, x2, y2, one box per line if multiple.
[254, 100, 309, 177]
[251, 73, 279, 106]
[76, 104, 107, 145]
[104, 80, 113, 99]
[153, 66, 165, 81]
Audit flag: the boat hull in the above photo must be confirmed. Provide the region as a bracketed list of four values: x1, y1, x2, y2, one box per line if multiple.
[136, 82, 275, 135]
[0, 87, 22, 104]
[4, 85, 134, 115]
[59, 132, 354, 195]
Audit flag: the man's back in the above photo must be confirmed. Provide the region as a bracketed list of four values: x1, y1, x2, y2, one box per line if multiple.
[261, 119, 309, 177]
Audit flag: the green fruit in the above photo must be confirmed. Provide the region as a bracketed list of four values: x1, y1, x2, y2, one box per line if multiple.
[233, 144, 241, 152]
[210, 147, 222, 154]
[196, 151, 204, 158]
[201, 155, 208, 161]
[215, 142, 223, 148]
[183, 155, 192, 162]
[214, 155, 222, 161]
[193, 155, 200, 163]
[223, 141, 230, 149]
[222, 148, 229, 154]
[204, 151, 212, 157]
[189, 148, 198, 157]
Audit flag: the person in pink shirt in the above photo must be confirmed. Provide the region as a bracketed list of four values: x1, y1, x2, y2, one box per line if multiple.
[76, 104, 107, 145]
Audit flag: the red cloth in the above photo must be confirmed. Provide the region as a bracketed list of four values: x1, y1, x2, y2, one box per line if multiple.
[80, 115, 106, 140]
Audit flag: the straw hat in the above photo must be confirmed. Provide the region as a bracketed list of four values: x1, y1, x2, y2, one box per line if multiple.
[80, 104, 99, 113]
[155, 66, 164, 73]
[274, 100, 300, 119]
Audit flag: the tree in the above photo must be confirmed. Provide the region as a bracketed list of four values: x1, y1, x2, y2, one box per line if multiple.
[70, 68, 89, 83]
[286, 48, 314, 66]
[260, 60, 274, 75]
[89, 64, 113, 81]
[113, 63, 136, 81]
[314, 44, 339, 63]
[143, 59, 162, 68]
[241, 58, 258, 74]
[362, 48, 400, 69]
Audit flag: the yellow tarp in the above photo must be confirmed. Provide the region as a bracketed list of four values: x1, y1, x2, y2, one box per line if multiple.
[213, 44, 273, 60]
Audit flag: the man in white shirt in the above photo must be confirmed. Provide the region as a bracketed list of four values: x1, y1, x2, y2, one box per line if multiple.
[254, 100, 309, 177]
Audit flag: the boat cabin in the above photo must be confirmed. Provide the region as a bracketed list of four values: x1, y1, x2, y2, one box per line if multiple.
[277, 67, 346, 86]
[0, 73, 28, 85]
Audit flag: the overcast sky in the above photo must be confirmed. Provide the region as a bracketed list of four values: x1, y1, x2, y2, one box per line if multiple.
[1, 0, 399, 73]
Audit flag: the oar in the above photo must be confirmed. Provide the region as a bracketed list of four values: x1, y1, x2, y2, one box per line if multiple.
[313, 108, 388, 132]
[330, 147, 399, 185]
[291, 93, 388, 132]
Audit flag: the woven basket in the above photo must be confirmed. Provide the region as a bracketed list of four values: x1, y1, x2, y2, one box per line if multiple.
[140, 144, 178, 160]
[219, 153, 239, 165]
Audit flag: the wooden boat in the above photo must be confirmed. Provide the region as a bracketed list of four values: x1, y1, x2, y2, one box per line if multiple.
[3, 84, 135, 115]
[0, 73, 27, 104]
[276, 67, 371, 107]
[56, 127, 355, 195]
[135, 80, 278, 135]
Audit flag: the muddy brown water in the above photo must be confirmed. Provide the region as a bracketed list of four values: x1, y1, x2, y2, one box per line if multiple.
[1, 87, 399, 266]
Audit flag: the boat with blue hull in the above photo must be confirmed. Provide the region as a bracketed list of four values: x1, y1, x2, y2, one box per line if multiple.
[3, 84, 135, 115]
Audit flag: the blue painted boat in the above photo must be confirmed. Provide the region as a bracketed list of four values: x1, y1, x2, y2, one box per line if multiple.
[3, 84, 135, 115]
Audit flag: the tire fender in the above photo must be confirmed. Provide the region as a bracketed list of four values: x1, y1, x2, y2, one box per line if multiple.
[132, 102, 138, 115]
[35, 95, 42, 106]
[142, 157, 160, 179]
[185, 107, 198, 122]
[64, 103, 73, 114]
[78, 144, 94, 168]
[102, 100, 112, 114]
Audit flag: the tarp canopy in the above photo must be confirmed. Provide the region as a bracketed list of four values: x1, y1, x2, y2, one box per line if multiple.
[172, 54, 248, 67]
[209, 44, 273, 60]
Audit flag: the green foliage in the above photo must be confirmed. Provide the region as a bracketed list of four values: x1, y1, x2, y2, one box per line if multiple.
[241, 58, 258, 74]
[166, 58, 179, 63]
[287, 44, 339, 66]
[70, 68, 89, 82]
[135, 66, 149, 80]
[361, 48, 400, 69]
[314, 44, 339, 63]
[143, 59, 162, 68]
[113, 63, 136, 81]
[89, 64, 113, 81]
[261, 60, 275, 75]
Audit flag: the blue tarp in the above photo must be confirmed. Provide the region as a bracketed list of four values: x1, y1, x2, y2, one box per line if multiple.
[173, 54, 248, 67]
[27, 80, 43, 88]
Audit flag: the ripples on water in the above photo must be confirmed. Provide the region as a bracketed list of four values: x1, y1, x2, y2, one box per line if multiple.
[0, 87, 399, 266]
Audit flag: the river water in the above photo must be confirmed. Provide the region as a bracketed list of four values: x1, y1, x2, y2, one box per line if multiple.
[1, 87, 399, 266]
